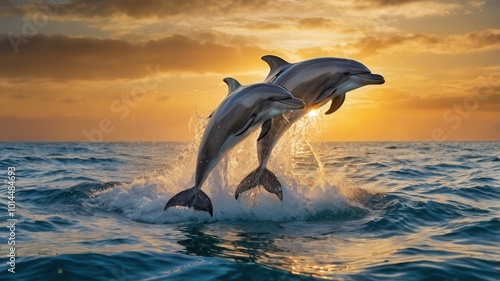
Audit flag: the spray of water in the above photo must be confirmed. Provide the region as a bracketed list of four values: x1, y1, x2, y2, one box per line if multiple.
[90, 109, 364, 223]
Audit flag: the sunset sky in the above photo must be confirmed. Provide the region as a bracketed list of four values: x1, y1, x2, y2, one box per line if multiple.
[0, 0, 498, 142]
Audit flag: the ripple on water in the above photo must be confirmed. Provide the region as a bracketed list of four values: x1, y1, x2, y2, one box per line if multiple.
[359, 258, 499, 281]
[431, 218, 500, 246]
[7, 252, 313, 281]
[1, 142, 498, 280]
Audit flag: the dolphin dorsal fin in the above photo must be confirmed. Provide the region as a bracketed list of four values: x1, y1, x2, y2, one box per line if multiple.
[223, 77, 242, 94]
[261, 55, 289, 73]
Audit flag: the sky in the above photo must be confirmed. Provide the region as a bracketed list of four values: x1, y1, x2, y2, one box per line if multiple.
[0, 0, 498, 142]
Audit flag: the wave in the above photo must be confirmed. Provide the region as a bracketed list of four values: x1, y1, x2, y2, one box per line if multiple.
[82, 174, 369, 223]
[359, 257, 499, 281]
[4, 251, 309, 281]
[2, 138, 499, 280]
[15, 114, 383, 224]
[87, 115, 385, 223]
[431, 218, 500, 246]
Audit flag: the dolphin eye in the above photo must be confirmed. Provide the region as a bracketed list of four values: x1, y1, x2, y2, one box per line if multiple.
[344, 72, 351, 76]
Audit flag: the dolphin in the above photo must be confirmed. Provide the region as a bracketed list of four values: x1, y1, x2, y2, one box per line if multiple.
[235, 55, 385, 200]
[164, 77, 305, 216]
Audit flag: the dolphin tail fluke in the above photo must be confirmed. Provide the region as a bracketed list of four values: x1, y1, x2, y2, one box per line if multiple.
[261, 168, 283, 200]
[235, 168, 283, 201]
[164, 186, 213, 216]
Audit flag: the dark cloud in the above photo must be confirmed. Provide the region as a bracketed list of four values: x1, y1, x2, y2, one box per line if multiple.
[298, 17, 337, 29]
[2, 29, 496, 80]
[356, 0, 427, 6]
[354, 34, 435, 56]
[242, 19, 285, 30]
[407, 93, 499, 112]
[0, 34, 270, 80]
[0, 0, 22, 16]
[1, 0, 272, 19]
[353, 29, 500, 56]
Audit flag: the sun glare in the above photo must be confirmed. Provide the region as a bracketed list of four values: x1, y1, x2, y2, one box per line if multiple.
[308, 109, 319, 118]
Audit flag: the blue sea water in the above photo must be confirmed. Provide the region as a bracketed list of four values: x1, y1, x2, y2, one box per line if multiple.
[0, 135, 499, 279]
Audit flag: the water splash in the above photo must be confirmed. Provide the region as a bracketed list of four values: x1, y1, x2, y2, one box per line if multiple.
[88, 110, 364, 223]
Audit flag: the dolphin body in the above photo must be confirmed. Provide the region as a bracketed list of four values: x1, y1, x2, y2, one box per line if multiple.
[235, 55, 385, 200]
[164, 78, 305, 216]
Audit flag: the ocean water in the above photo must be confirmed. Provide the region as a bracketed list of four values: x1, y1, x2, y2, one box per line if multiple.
[0, 121, 499, 280]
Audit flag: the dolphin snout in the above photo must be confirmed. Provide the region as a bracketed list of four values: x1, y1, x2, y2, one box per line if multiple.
[354, 73, 385, 85]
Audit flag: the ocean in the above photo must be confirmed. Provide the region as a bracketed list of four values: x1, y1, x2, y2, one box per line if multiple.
[0, 121, 499, 280]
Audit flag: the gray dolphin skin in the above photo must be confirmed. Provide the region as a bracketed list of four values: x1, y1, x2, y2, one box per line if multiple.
[235, 55, 385, 200]
[164, 78, 305, 216]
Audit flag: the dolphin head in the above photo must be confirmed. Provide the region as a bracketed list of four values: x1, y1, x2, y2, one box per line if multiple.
[239, 83, 305, 122]
[234, 83, 304, 143]
[264, 56, 385, 108]
[214, 79, 305, 140]
[332, 59, 385, 94]
[195, 80, 304, 186]
[291, 58, 385, 106]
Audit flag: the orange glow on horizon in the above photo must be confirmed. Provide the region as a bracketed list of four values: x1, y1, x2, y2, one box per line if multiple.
[0, 1, 498, 142]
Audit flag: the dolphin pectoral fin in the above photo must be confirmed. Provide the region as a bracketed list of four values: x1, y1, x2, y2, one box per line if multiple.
[235, 168, 283, 201]
[325, 94, 346, 115]
[164, 187, 213, 216]
[258, 119, 273, 141]
[235, 114, 256, 136]
[260, 168, 283, 201]
[235, 170, 259, 200]
[312, 88, 336, 105]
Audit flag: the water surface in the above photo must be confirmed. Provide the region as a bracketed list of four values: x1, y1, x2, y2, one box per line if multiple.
[0, 140, 499, 280]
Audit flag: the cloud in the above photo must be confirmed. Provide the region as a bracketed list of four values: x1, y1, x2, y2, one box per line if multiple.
[0, 114, 188, 141]
[353, 0, 466, 19]
[1, 0, 273, 19]
[353, 29, 500, 56]
[466, 0, 486, 8]
[385, 92, 500, 112]
[0, 0, 21, 16]
[356, 0, 427, 6]
[0, 34, 272, 80]
[290, 29, 500, 60]
[360, 74, 500, 113]
[1, 0, 470, 23]
[298, 17, 338, 29]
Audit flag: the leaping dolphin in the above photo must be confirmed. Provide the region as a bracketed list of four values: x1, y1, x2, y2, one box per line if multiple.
[164, 78, 305, 216]
[235, 55, 385, 200]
